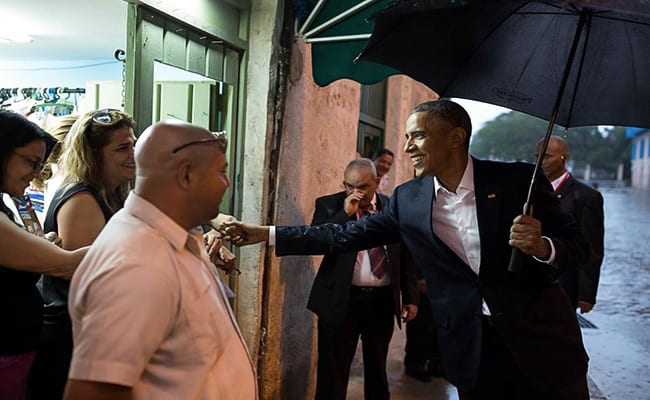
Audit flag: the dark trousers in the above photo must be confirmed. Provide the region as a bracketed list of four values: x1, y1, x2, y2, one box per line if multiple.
[26, 311, 72, 400]
[458, 317, 589, 400]
[404, 291, 441, 368]
[315, 285, 394, 400]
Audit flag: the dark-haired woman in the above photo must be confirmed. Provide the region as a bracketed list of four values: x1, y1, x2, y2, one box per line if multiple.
[0, 110, 86, 400]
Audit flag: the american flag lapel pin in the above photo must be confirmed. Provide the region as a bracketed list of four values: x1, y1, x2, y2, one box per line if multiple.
[487, 193, 496, 199]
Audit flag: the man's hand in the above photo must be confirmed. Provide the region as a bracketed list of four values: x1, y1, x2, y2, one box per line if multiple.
[578, 301, 594, 314]
[402, 304, 418, 322]
[218, 221, 270, 246]
[509, 214, 550, 259]
[204, 230, 238, 274]
[343, 190, 364, 216]
[44, 231, 63, 248]
[210, 213, 237, 231]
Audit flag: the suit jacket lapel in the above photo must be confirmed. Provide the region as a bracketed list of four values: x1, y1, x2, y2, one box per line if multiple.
[472, 158, 501, 272]
[557, 175, 575, 202]
[411, 175, 437, 243]
[413, 175, 479, 278]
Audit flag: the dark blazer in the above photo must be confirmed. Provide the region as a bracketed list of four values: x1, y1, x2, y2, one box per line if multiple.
[275, 158, 590, 391]
[306, 191, 419, 329]
[556, 175, 604, 307]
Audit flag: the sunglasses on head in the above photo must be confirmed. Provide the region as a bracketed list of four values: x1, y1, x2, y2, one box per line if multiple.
[91, 109, 121, 124]
[171, 131, 228, 154]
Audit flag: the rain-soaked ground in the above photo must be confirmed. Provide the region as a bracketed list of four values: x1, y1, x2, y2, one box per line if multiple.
[348, 187, 650, 400]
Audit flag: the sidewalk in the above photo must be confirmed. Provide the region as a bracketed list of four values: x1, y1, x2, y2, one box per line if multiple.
[348, 324, 607, 400]
[347, 326, 457, 400]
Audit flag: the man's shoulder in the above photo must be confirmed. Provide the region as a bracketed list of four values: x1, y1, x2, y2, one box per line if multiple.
[377, 192, 390, 203]
[315, 191, 347, 205]
[567, 176, 603, 200]
[472, 158, 535, 185]
[84, 210, 170, 268]
[474, 158, 534, 173]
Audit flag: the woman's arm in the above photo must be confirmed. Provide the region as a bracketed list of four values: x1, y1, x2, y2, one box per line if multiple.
[0, 212, 86, 278]
[56, 191, 107, 250]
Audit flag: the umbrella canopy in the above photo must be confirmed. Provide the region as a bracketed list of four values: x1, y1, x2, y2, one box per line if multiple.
[358, 0, 650, 272]
[358, 0, 650, 128]
[296, 0, 401, 86]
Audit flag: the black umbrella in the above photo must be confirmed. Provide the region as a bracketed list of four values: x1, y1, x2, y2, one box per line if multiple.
[357, 0, 650, 272]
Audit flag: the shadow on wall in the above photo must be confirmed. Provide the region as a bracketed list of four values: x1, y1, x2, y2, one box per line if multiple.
[279, 253, 316, 399]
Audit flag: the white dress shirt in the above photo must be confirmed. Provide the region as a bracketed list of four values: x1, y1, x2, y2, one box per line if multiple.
[351, 194, 390, 287]
[431, 157, 491, 314]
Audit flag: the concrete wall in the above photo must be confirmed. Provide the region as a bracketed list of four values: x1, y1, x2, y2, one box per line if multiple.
[238, 0, 283, 371]
[384, 76, 438, 191]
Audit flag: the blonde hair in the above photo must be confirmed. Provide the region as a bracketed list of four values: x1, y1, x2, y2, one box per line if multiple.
[31, 115, 80, 191]
[58, 109, 135, 209]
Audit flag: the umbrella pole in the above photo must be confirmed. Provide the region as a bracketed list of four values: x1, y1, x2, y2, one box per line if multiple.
[508, 9, 591, 273]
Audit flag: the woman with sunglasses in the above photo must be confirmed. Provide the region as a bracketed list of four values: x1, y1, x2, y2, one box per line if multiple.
[0, 110, 87, 400]
[27, 109, 136, 399]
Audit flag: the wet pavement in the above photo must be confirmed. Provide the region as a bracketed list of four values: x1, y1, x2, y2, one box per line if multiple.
[347, 187, 650, 400]
[579, 188, 650, 400]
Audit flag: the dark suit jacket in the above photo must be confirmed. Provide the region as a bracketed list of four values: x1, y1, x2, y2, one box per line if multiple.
[306, 191, 419, 329]
[275, 158, 590, 391]
[556, 175, 604, 307]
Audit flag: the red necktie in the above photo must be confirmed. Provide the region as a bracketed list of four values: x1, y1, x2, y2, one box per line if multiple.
[359, 204, 386, 279]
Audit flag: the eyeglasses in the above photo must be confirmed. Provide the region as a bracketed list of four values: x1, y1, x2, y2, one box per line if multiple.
[14, 152, 45, 174]
[171, 131, 228, 154]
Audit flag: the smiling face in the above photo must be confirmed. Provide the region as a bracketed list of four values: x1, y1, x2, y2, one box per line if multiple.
[2, 139, 46, 196]
[100, 126, 136, 190]
[404, 111, 455, 178]
[374, 153, 394, 177]
[200, 149, 230, 220]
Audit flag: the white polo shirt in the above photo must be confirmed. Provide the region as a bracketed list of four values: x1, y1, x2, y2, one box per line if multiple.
[68, 192, 257, 399]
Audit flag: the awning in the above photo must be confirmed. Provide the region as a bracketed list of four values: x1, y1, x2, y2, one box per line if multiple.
[295, 0, 400, 86]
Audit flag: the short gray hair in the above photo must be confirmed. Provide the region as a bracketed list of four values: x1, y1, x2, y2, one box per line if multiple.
[344, 158, 377, 178]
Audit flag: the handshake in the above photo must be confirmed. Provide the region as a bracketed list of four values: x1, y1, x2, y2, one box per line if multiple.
[209, 214, 270, 247]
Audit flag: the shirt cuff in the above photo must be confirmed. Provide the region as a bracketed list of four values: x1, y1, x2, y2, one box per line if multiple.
[269, 226, 276, 246]
[533, 236, 556, 265]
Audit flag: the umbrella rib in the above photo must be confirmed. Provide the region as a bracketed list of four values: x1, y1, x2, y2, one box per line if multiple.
[564, 11, 592, 127]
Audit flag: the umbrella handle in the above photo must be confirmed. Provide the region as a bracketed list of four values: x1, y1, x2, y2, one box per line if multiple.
[507, 201, 532, 274]
[507, 247, 525, 273]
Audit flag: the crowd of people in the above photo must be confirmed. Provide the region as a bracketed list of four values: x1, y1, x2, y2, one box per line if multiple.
[0, 98, 604, 400]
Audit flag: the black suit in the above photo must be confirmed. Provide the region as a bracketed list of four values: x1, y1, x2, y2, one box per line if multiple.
[275, 159, 589, 397]
[308, 191, 418, 400]
[556, 175, 604, 309]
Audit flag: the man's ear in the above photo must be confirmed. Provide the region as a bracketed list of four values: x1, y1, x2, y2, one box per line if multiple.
[177, 162, 192, 190]
[451, 127, 467, 148]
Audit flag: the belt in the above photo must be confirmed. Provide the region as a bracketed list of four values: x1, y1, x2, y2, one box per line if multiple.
[350, 285, 390, 294]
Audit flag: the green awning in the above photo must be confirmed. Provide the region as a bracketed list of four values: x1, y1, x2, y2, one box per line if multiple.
[297, 0, 401, 86]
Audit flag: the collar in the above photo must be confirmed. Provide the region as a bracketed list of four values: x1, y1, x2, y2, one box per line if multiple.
[551, 171, 571, 192]
[434, 156, 475, 195]
[124, 191, 190, 252]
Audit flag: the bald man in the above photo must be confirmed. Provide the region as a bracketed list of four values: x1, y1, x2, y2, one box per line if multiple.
[535, 136, 604, 314]
[63, 121, 257, 400]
